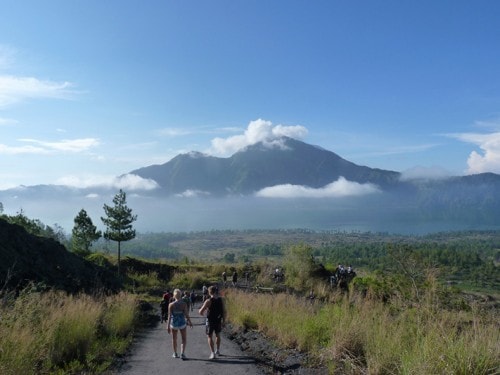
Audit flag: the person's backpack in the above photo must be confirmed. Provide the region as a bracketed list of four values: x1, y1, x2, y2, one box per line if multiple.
[207, 297, 223, 322]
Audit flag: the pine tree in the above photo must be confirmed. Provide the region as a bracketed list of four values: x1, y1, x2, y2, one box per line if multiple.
[101, 190, 137, 275]
[71, 208, 101, 255]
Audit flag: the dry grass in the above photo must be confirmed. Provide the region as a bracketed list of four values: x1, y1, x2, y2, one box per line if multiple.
[0, 289, 138, 374]
[225, 289, 500, 374]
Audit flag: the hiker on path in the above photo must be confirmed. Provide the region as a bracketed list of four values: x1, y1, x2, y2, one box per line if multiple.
[199, 285, 226, 360]
[182, 290, 191, 311]
[202, 284, 209, 302]
[232, 271, 238, 287]
[160, 292, 170, 323]
[189, 290, 196, 311]
[167, 289, 193, 359]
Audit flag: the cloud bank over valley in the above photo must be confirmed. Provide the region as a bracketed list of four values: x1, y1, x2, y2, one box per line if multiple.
[255, 177, 380, 198]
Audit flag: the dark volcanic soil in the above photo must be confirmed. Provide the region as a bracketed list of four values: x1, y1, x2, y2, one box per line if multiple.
[226, 324, 328, 375]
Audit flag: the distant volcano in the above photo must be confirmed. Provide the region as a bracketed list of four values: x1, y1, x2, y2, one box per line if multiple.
[130, 136, 401, 197]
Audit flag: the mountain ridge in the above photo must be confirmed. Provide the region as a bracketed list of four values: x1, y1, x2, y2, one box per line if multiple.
[1, 137, 500, 234]
[130, 136, 403, 196]
[1, 136, 499, 198]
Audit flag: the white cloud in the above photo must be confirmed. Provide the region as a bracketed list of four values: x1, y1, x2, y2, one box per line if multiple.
[0, 117, 18, 126]
[255, 177, 380, 198]
[209, 119, 308, 156]
[18, 138, 100, 152]
[158, 127, 193, 137]
[449, 131, 500, 174]
[0, 138, 99, 155]
[399, 166, 452, 181]
[0, 143, 50, 155]
[55, 173, 159, 190]
[0, 75, 75, 108]
[175, 189, 211, 198]
[215, 126, 243, 133]
[272, 124, 309, 139]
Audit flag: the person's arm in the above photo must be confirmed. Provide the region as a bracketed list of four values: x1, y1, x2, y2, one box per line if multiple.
[199, 298, 211, 316]
[166, 303, 172, 333]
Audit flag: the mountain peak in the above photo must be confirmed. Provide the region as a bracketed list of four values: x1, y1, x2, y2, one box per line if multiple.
[185, 151, 209, 159]
[237, 136, 294, 153]
[130, 137, 400, 196]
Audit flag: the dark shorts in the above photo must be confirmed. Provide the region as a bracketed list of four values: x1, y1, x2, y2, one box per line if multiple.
[206, 320, 222, 336]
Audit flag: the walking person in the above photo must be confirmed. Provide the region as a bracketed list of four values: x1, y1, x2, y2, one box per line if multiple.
[199, 285, 226, 360]
[167, 289, 193, 360]
[222, 271, 227, 287]
[182, 290, 191, 311]
[189, 289, 196, 311]
[232, 271, 238, 287]
[160, 293, 169, 323]
[202, 284, 209, 302]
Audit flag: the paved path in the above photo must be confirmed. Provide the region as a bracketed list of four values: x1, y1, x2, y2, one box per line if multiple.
[115, 305, 265, 375]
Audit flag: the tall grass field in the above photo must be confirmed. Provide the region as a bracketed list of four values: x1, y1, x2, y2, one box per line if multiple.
[0, 289, 138, 374]
[226, 289, 499, 374]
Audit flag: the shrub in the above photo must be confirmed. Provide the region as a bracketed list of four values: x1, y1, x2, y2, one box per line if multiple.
[168, 269, 206, 290]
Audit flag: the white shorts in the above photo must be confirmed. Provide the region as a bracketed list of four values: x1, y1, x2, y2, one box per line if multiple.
[170, 323, 187, 330]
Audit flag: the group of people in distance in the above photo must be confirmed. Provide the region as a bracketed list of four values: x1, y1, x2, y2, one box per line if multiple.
[330, 264, 356, 289]
[160, 285, 226, 360]
[221, 270, 238, 287]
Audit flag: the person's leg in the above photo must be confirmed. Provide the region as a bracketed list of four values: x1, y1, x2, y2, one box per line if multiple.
[171, 329, 178, 356]
[207, 333, 215, 353]
[215, 332, 221, 353]
[180, 328, 187, 355]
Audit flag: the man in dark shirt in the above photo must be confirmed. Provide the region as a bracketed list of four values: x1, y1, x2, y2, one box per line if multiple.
[199, 285, 226, 359]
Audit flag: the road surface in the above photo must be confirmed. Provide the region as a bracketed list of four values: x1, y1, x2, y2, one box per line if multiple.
[115, 305, 265, 375]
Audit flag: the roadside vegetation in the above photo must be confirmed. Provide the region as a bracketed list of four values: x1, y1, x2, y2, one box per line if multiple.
[226, 287, 499, 374]
[225, 256, 500, 374]
[0, 287, 138, 374]
[1, 202, 499, 374]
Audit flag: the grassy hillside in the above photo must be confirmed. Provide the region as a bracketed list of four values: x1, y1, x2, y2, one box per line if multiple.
[0, 218, 120, 293]
[0, 218, 152, 374]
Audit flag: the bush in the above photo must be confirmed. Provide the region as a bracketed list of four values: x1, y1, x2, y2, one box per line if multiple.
[168, 269, 206, 290]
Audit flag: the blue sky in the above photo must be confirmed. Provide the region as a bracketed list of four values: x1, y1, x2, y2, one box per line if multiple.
[1, 1, 500, 191]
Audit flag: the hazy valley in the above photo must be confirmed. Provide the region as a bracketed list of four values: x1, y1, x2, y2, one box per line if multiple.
[1, 137, 499, 235]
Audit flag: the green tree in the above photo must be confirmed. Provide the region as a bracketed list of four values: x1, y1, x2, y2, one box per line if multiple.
[7, 209, 44, 236]
[101, 190, 137, 275]
[283, 243, 316, 291]
[43, 223, 68, 246]
[71, 209, 101, 256]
